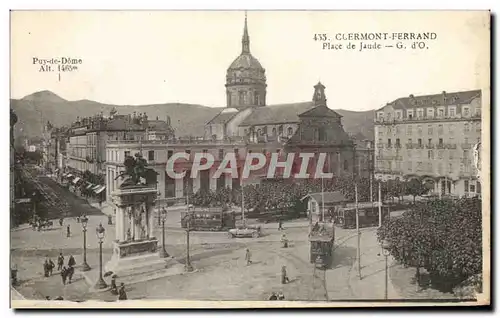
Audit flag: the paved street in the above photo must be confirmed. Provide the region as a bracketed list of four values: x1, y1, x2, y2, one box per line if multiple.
[11, 170, 408, 302]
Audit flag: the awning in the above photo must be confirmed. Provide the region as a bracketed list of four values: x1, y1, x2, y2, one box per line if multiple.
[66, 174, 73, 178]
[92, 185, 101, 190]
[72, 177, 81, 184]
[54, 169, 60, 172]
[86, 183, 95, 189]
[95, 186, 106, 194]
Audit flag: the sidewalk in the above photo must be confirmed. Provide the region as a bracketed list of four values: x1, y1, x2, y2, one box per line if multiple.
[325, 228, 401, 300]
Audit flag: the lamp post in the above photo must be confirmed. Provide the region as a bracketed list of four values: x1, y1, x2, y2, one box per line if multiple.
[94, 223, 108, 290]
[80, 215, 91, 271]
[159, 207, 169, 258]
[381, 239, 392, 300]
[185, 207, 193, 272]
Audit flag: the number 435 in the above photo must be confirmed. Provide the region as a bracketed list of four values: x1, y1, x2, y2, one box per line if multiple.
[313, 34, 327, 41]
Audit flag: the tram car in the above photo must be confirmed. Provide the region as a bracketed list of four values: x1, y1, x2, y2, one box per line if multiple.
[309, 222, 335, 269]
[333, 202, 390, 229]
[181, 207, 236, 231]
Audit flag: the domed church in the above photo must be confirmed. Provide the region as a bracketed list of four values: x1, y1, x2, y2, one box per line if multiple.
[205, 13, 357, 178]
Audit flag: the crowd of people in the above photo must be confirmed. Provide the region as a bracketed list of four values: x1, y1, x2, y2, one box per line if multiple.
[43, 252, 76, 285]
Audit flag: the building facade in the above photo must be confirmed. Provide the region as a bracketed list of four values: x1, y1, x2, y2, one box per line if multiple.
[66, 111, 174, 177]
[374, 90, 482, 197]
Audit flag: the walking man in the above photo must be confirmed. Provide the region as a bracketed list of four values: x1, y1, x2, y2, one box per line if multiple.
[68, 255, 76, 268]
[118, 283, 127, 300]
[57, 253, 64, 271]
[60, 266, 67, 285]
[245, 248, 252, 266]
[281, 265, 290, 284]
[48, 258, 55, 276]
[66, 224, 71, 238]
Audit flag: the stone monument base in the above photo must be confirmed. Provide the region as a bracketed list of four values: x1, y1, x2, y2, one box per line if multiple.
[104, 239, 185, 285]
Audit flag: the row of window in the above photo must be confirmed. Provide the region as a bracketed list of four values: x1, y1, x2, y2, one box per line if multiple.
[378, 148, 473, 160]
[378, 122, 481, 136]
[376, 160, 476, 174]
[244, 126, 295, 137]
[378, 137, 480, 148]
[377, 105, 480, 121]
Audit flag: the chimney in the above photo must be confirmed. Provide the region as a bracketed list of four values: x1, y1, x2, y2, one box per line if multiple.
[442, 91, 447, 104]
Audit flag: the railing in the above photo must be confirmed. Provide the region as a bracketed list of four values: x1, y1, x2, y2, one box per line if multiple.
[107, 137, 249, 146]
[375, 113, 481, 124]
[425, 144, 435, 149]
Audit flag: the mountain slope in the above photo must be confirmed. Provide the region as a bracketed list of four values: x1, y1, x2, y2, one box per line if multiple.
[11, 91, 375, 141]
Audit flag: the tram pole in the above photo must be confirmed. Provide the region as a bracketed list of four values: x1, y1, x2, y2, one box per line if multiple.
[378, 181, 382, 228]
[355, 183, 361, 279]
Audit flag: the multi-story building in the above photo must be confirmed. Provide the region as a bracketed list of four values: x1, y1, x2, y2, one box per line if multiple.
[374, 89, 482, 197]
[66, 111, 174, 177]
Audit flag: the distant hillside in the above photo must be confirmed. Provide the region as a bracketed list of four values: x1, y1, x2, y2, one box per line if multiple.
[11, 91, 375, 140]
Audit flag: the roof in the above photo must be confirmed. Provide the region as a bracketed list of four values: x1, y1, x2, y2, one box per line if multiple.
[299, 105, 342, 118]
[104, 117, 143, 131]
[207, 108, 239, 125]
[301, 191, 346, 204]
[228, 53, 264, 70]
[377, 89, 481, 112]
[239, 102, 315, 126]
[146, 120, 170, 131]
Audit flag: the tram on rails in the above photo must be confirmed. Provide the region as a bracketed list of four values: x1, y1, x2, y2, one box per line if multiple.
[181, 206, 237, 231]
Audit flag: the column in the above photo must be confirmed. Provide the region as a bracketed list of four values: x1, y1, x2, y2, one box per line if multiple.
[135, 205, 142, 239]
[175, 177, 184, 198]
[226, 173, 232, 189]
[193, 173, 201, 193]
[209, 168, 217, 191]
[121, 207, 128, 242]
[130, 206, 136, 241]
[148, 202, 155, 238]
[115, 206, 122, 241]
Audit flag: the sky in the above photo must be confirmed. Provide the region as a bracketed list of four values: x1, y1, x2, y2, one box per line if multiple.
[10, 10, 489, 111]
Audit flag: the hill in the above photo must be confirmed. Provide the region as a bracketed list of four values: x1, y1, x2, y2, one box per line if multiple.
[11, 91, 375, 141]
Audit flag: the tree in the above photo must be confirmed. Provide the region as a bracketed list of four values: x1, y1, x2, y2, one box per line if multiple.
[377, 197, 482, 292]
[405, 178, 429, 204]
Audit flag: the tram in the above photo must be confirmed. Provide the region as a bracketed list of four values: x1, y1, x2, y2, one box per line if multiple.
[181, 207, 236, 231]
[333, 202, 390, 229]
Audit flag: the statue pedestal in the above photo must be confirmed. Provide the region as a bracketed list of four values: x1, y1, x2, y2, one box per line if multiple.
[105, 239, 183, 285]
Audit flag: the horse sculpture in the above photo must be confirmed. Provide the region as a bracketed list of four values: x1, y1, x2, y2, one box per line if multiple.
[115, 152, 158, 188]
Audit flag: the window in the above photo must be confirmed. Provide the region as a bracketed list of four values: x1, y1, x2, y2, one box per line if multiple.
[477, 181, 481, 194]
[470, 184, 475, 193]
[418, 138, 422, 147]
[438, 163, 443, 174]
[396, 126, 400, 134]
[449, 124, 455, 133]
[287, 127, 294, 135]
[438, 150, 443, 159]
[463, 150, 468, 159]
[124, 151, 130, 158]
[202, 149, 208, 153]
[148, 150, 154, 161]
[218, 149, 224, 160]
[475, 108, 481, 117]
[272, 128, 277, 136]
[378, 138, 383, 147]
[396, 138, 401, 148]
[407, 110, 413, 118]
[476, 122, 481, 132]
[234, 148, 239, 158]
[439, 138, 443, 146]
[438, 109, 444, 117]
[428, 138, 432, 145]
[278, 125, 284, 135]
[417, 110, 423, 118]
[428, 150, 433, 159]
[186, 149, 191, 156]
[407, 125, 412, 135]
[408, 138, 412, 145]
[428, 125, 433, 135]
[395, 111, 402, 120]
[416, 162, 422, 171]
[464, 123, 470, 132]
[167, 150, 173, 159]
[448, 163, 453, 173]
[449, 151, 454, 159]
[344, 160, 349, 171]
[464, 137, 469, 145]
[387, 139, 392, 147]
[438, 124, 443, 135]
[318, 127, 326, 141]
[408, 161, 412, 171]
[449, 108, 456, 117]
[464, 180, 469, 193]
[417, 125, 422, 135]
[463, 107, 470, 116]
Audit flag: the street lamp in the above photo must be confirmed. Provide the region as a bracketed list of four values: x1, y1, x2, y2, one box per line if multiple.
[80, 215, 91, 271]
[381, 239, 392, 300]
[94, 223, 108, 290]
[159, 207, 169, 258]
[184, 209, 193, 272]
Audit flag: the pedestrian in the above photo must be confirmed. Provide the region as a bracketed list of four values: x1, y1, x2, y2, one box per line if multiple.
[66, 266, 74, 284]
[268, 292, 278, 300]
[59, 218, 64, 227]
[66, 224, 71, 237]
[43, 259, 49, 277]
[277, 291, 285, 300]
[281, 234, 289, 248]
[57, 253, 64, 271]
[108, 215, 113, 225]
[48, 258, 55, 276]
[76, 216, 80, 223]
[278, 219, 283, 231]
[118, 283, 127, 300]
[281, 265, 290, 284]
[110, 275, 118, 295]
[245, 248, 252, 266]
[68, 255, 76, 268]
[61, 266, 67, 285]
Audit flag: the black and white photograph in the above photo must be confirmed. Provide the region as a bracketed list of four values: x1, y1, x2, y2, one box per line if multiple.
[8, 10, 490, 308]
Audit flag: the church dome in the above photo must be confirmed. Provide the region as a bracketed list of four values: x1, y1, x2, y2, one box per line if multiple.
[225, 13, 267, 109]
[229, 53, 264, 70]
